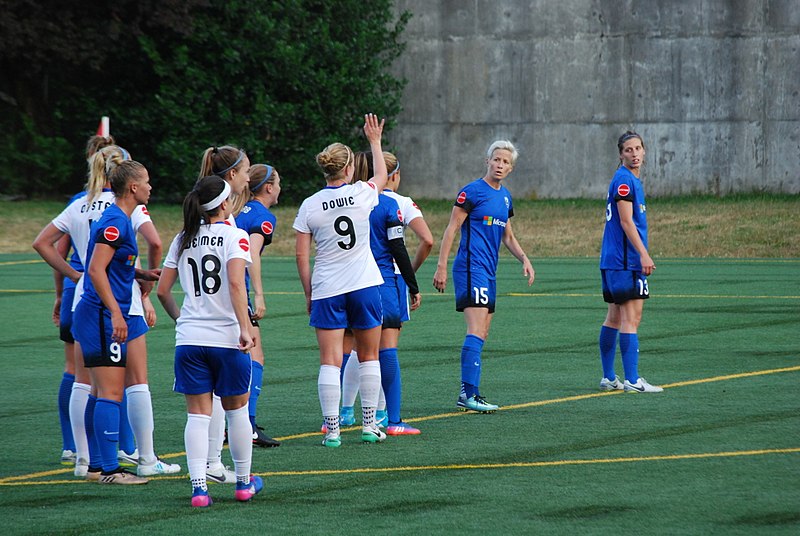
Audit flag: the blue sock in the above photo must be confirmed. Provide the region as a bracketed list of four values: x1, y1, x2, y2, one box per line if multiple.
[340, 353, 350, 384]
[599, 326, 619, 380]
[58, 372, 75, 451]
[460, 334, 484, 398]
[619, 333, 640, 383]
[85, 395, 102, 469]
[94, 398, 121, 472]
[379, 348, 402, 425]
[118, 391, 136, 455]
[249, 361, 264, 429]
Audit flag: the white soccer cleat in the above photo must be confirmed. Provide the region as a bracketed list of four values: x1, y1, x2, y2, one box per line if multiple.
[61, 449, 77, 465]
[599, 376, 625, 391]
[74, 458, 89, 477]
[206, 463, 236, 484]
[137, 458, 182, 476]
[118, 449, 139, 466]
[624, 377, 664, 393]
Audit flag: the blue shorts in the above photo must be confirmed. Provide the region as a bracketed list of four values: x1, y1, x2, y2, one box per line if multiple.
[397, 276, 410, 323]
[380, 274, 407, 329]
[601, 269, 650, 304]
[59, 280, 76, 343]
[453, 270, 497, 313]
[173, 345, 252, 397]
[310, 286, 383, 330]
[72, 301, 148, 368]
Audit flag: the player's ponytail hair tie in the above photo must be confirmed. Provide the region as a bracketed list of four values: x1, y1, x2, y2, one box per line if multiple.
[200, 180, 231, 212]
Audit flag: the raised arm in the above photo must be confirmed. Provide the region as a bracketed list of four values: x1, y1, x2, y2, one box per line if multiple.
[364, 114, 387, 191]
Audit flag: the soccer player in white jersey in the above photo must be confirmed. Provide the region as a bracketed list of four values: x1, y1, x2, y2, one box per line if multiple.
[158, 175, 263, 507]
[294, 113, 389, 447]
[196, 145, 252, 482]
[33, 145, 178, 479]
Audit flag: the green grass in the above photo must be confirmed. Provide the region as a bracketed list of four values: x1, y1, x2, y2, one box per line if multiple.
[1, 255, 799, 535]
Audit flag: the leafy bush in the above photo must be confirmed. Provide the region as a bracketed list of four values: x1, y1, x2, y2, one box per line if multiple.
[0, 0, 409, 202]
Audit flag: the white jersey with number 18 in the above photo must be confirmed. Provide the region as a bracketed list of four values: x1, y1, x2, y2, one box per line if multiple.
[163, 223, 252, 349]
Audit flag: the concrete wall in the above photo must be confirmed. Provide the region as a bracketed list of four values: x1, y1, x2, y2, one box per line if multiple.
[388, 0, 800, 198]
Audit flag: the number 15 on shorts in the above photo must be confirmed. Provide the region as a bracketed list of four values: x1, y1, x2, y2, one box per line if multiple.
[473, 286, 489, 305]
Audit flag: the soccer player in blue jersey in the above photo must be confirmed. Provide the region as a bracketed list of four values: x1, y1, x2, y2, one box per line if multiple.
[433, 140, 535, 413]
[354, 150, 422, 435]
[598, 131, 663, 393]
[71, 160, 161, 484]
[235, 163, 282, 448]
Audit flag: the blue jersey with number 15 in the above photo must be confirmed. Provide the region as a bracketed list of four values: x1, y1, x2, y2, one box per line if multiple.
[452, 178, 514, 278]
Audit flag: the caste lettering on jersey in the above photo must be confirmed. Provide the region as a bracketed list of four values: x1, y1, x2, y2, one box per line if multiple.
[80, 199, 113, 214]
[321, 196, 355, 211]
[184, 235, 225, 249]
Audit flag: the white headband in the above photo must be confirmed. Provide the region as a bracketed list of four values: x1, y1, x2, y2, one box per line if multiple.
[200, 180, 232, 212]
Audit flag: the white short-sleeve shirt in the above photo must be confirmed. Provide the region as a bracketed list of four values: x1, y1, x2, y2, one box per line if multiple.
[51, 191, 152, 313]
[293, 181, 383, 300]
[163, 223, 252, 349]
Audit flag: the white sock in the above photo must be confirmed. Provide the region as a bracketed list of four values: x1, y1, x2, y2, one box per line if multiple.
[341, 351, 360, 407]
[125, 384, 156, 464]
[318, 365, 341, 435]
[69, 383, 91, 463]
[185, 413, 211, 491]
[378, 386, 386, 411]
[358, 360, 381, 428]
[207, 395, 226, 466]
[225, 405, 252, 480]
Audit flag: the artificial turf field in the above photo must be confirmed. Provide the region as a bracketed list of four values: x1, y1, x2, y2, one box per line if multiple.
[0, 254, 798, 535]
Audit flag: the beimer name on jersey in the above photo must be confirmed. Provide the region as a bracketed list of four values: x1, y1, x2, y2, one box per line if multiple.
[321, 196, 355, 211]
[184, 235, 225, 249]
[80, 200, 113, 214]
[482, 215, 507, 228]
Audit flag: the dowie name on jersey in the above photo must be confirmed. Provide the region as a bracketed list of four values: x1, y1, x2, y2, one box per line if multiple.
[321, 196, 355, 211]
[184, 235, 224, 249]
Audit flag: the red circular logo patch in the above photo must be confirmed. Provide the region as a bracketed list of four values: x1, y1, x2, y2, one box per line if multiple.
[261, 221, 273, 235]
[396, 210, 404, 223]
[239, 238, 250, 252]
[617, 184, 630, 197]
[412, 202, 419, 209]
[103, 226, 120, 242]
[140, 206, 149, 215]
[456, 191, 467, 204]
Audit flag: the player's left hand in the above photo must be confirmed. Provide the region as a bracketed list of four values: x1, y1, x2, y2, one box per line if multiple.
[136, 268, 161, 282]
[410, 292, 422, 311]
[523, 259, 535, 286]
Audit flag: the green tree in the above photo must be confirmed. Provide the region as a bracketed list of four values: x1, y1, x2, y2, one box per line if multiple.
[0, 0, 409, 203]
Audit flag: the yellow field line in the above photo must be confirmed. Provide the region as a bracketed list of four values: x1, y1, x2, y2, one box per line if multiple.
[2, 447, 797, 486]
[1, 364, 797, 485]
[506, 292, 800, 299]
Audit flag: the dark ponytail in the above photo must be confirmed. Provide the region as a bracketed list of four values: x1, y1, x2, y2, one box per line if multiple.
[179, 176, 227, 252]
